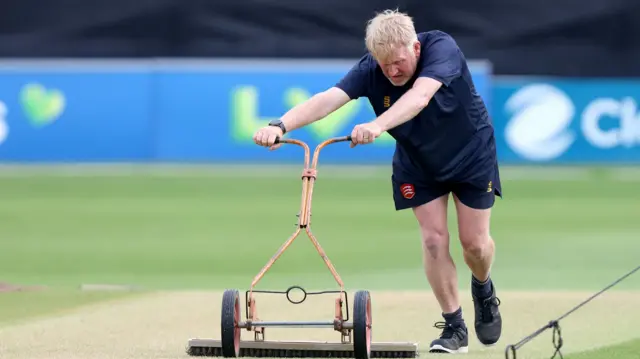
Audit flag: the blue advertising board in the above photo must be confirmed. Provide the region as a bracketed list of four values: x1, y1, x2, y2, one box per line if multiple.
[0, 63, 154, 161]
[492, 77, 640, 164]
[0, 58, 491, 163]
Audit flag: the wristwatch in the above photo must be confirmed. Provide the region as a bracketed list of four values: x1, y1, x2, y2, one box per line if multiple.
[268, 119, 287, 134]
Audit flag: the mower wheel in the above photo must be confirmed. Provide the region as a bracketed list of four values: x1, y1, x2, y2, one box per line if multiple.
[353, 290, 372, 359]
[221, 289, 241, 357]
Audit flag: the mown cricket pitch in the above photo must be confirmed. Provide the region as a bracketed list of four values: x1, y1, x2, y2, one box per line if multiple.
[1, 290, 639, 359]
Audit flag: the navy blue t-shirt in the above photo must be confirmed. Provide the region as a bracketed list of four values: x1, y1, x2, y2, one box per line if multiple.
[335, 30, 494, 182]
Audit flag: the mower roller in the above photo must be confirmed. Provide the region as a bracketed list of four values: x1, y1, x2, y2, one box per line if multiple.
[186, 136, 419, 358]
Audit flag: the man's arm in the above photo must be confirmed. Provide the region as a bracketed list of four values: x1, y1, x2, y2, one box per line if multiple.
[372, 34, 462, 132]
[281, 55, 371, 133]
[254, 55, 371, 148]
[279, 87, 352, 132]
[372, 77, 443, 131]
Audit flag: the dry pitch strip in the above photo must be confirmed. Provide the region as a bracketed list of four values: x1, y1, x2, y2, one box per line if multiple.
[185, 265, 640, 359]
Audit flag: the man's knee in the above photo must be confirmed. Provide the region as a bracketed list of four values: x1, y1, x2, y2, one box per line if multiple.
[421, 228, 450, 259]
[459, 231, 493, 259]
[454, 194, 494, 259]
[412, 194, 450, 259]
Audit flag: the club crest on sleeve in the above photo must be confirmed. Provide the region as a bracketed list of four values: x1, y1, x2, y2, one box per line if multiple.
[400, 183, 415, 199]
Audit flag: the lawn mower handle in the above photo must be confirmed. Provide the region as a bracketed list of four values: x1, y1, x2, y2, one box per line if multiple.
[274, 135, 353, 169]
[273, 135, 352, 145]
[247, 135, 353, 294]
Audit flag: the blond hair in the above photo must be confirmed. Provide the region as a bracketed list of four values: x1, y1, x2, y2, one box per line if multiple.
[365, 9, 418, 61]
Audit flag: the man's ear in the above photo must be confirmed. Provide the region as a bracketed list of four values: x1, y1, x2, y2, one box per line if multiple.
[413, 40, 421, 57]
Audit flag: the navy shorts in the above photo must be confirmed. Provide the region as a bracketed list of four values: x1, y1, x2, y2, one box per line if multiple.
[391, 147, 502, 211]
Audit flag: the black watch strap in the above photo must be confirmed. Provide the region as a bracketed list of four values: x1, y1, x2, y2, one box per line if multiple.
[268, 119, 287, 134]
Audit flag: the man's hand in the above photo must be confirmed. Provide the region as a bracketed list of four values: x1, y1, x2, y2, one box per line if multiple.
[350, 122, 383, 148]
[253, 125, 284, 150]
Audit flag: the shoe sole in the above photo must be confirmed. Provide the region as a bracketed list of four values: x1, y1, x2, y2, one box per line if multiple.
[428, 344, 469, 354]
[475, 323, 502, 346]
[476, 334, 501, 346]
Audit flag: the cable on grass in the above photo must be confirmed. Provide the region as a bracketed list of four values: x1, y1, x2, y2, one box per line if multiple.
[505, 264, 640, 359]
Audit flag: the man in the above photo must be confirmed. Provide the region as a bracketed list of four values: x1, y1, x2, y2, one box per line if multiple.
[252, 9, 502, 354]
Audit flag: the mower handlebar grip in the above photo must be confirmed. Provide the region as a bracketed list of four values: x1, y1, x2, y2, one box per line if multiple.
[274, 135, 352, 145]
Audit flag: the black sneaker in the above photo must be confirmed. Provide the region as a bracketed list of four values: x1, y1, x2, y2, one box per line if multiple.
[472, 282, 502, 345]
[429, 321, 469, 354]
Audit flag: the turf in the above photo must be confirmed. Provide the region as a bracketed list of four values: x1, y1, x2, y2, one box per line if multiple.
[0, 289, 137, 326]
[565, 337, 640, 359]
[0, 165, 638, 292]
[0, 164, 638, 359]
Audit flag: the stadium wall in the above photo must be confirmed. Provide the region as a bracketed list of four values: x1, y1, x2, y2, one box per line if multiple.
[4, 0, 639, 77]
[0, 59, 638, 165]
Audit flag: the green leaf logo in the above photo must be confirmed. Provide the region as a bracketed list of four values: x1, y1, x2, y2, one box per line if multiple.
[20, 83, 65, 127]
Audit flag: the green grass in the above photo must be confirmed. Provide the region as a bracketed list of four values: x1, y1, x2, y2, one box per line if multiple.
[0, 164, 638, 291]
[0, 289, 138, 326]
[0, 164, 638, 358]
[566, 337, 640, 359]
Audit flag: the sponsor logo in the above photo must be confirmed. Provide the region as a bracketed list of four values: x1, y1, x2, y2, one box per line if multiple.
[581, 96, 640, 149]
[504, 84, 575, 161]
[20, 83, 65, 127]
[504, 83, 640, 161]
[229, 85, 397, 143]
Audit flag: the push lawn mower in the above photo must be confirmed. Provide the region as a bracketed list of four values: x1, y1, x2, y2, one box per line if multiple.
[186, 136, 419, 358]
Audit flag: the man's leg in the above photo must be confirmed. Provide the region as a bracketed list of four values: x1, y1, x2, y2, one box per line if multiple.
[391, 176, 468, 353]
[412, 195, 459, 314]
[452, 169, 502, 346]
[412, 194, 469, 354]
[453, 197, 495, 285]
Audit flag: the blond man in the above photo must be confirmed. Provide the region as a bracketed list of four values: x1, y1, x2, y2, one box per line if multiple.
[253, 9, 502, 354]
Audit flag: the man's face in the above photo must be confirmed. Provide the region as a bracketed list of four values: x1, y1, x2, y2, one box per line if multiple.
[377, 41, 421, 86]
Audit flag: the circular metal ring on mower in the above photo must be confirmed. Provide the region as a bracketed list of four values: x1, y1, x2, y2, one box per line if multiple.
[285, 285, 307, 304]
